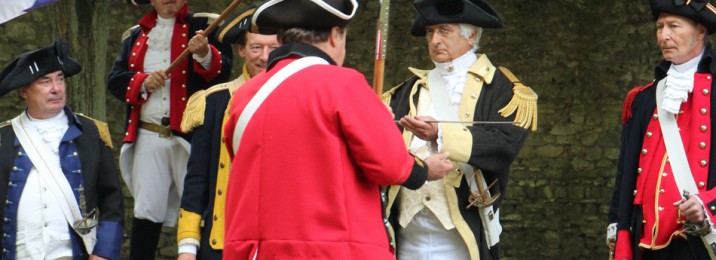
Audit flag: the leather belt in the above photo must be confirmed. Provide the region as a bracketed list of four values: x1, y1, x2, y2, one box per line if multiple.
[139, 121, 173, 138]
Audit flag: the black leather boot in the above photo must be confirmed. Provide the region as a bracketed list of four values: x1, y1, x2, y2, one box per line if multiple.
[129, 217, 163, 260]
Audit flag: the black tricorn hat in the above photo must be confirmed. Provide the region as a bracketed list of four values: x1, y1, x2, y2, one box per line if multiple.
[216, 5, 278, 45]
[0, 40, 82, 98]
[127, 0, 150, 5]
[252, 0, 358, 31]
[650, 0, 716, 34]
[410, 0, 503, 36]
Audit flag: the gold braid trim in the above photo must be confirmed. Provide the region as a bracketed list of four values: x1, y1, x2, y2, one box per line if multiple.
[181, 83, 230, 132]
[76, 114, 113, 148]
[181, 89, 208, 132]
[497, 66, 538, 131]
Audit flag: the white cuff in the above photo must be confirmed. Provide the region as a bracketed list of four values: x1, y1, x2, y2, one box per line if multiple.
[192, 47, 213, 70]
[606, 223, 617, 246]
[178, 238, 200, 255]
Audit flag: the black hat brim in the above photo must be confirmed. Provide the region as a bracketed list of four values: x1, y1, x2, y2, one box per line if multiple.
[216, 5, 278, 45]
[410, 0, 503, 36]
[650, 0, 716, 34]
[0, 40, 81, 97]
[252, 0, 358, 31]
[127, 0, 150, 5]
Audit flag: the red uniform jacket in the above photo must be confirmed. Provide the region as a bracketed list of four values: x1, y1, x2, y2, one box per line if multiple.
[223, 43, 427, 259]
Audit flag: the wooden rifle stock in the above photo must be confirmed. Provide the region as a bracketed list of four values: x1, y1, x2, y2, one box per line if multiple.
[164, 0, 243, 74]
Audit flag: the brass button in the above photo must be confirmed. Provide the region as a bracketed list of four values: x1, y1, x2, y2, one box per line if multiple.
[425, 196, 431, 201]
[217, 189, 223, 195]
[646, 132, 653, 138]
[213, 215, 218, 221]
[699, 182, 706, 188]
[659, 189, 665, 193]
[702, 125, 709, 132]
[633, 190, 638, 195]
[658, 206, 664, 211]
[637, 168, 642, 173]
[704, 89, 710, 95]
[700, 142, 707, 149]
[662, 172, 668, 177]
[212, 239, 217, 245]
[220, 162, 225, 168]
[641, 149, 648, 155]
[653, 114, 658, 120]
[701, 160, 708, 167]
[712, 206, 716, 211]
[701, 108, 708, 115]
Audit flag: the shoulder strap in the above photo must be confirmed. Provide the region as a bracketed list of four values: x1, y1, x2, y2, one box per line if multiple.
[656, 79, 716, 259]
[232, 57, 329, 154]
[497, 66, 538, 131]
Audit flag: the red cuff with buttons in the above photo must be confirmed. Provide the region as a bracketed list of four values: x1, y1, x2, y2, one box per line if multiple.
[193, 44, 222, 82]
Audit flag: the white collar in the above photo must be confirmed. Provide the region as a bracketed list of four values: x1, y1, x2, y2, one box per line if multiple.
[432, 51, 477, 77]
[156, 16, 176, 28]
[26, 110, 67, 129]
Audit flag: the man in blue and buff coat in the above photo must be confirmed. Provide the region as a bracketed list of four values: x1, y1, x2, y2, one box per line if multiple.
[383, 0, 537, 259]
[107, 0, 232, 258]
[177, 6, 279, 260]
[608, 0, 716, 259]
[0, 40, 124, 259]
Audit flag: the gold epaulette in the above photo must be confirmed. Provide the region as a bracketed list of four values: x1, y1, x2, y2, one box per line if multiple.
[194, 12, 222, 26]
[122, 25, 139, 43]
[381, 71, 424, 105]
[181, 83, 230, 132]
[76, 114, 113, 148]
[497, 66, 538, 131]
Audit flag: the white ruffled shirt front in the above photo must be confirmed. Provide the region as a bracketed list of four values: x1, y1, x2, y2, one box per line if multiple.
[662, 48, 705, 114]
[16, 111, 73, 259]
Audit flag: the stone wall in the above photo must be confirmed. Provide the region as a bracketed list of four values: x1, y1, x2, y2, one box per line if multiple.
[0, 0, 670, 259]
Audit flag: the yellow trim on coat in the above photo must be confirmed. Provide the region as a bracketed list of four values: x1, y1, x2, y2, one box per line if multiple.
[446, 182, 480, 260]
[384, 54, 504, 260]
[209, 72, 247, 250]
[177, 208, 202, 244]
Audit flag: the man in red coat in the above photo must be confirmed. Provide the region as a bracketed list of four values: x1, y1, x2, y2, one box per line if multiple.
[607, 0, 716, 259]
[222, 0, 454, 259]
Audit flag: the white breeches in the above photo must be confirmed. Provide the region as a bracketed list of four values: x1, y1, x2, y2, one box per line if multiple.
[398, 209, 470, 260]
[120, 129, 189, 226]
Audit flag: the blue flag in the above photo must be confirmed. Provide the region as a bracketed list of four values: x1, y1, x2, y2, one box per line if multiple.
[0, 0, 61, 25]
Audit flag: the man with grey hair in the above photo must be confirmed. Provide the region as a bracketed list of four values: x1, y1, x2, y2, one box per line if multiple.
[383, 0, 537, 259]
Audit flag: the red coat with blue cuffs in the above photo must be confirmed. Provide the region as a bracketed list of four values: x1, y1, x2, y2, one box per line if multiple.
[608, 44, 716, 259]
[107, 4, 232, 142]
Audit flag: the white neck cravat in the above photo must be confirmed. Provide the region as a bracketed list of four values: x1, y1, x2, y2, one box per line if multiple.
[147, 16, 175, 51]
[432, 51, 477, 107]
[662, 48, 705, 114]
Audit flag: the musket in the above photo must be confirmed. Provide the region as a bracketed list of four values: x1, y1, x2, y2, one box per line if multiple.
[164, 0, 243, 74]
[372, 0, 390, 95]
